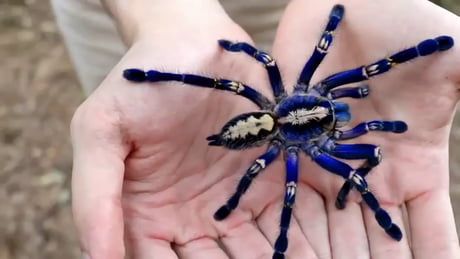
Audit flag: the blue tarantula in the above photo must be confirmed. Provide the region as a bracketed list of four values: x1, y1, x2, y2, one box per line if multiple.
[123, 5, 454, 259]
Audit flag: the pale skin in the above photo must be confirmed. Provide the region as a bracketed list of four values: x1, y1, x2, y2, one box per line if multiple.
[72, 0, 460, 258]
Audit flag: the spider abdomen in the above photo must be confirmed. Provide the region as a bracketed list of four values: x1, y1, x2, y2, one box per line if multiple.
[207, 112, 278, 149]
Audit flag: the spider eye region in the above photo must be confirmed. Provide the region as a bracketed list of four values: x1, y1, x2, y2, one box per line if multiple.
[207, 112, 278, 149]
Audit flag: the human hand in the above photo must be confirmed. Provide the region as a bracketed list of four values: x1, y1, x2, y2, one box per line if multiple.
[271, 0, 460, 258]
[71, 1, 297, 258]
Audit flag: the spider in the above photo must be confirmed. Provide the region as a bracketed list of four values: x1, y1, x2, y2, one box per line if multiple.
[123, 5, 454, 259]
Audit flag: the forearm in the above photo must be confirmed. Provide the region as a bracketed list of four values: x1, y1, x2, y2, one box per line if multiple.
[100, 0, 228, 45]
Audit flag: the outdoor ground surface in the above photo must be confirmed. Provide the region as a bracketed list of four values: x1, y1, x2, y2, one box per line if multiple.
[0, 1, 459, 258]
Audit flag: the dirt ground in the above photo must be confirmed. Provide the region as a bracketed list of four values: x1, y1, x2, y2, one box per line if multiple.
[0, 1, 459, 258]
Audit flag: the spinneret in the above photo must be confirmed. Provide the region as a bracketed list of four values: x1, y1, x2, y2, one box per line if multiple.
[123, 4, 454, 258]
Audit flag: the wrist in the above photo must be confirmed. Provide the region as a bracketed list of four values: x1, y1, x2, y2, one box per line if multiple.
[101, 0, 227, 45]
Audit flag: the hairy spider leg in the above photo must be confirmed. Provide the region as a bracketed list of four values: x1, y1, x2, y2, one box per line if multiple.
[353, 172, 403, 241]
[214, 140, 282, 220]
[218, 40, 286, 101]
[328, 84, 369, 99]
[303, 144, 402, 241]
[296, 4, 345, 89]
[315, 35, 454, 95]
[335, 120, 408, 140]
[318, 139, 382, 209]
[331, 120, 408, 209]
[123, 69, 273, 109]
[273, 146, 299, 259]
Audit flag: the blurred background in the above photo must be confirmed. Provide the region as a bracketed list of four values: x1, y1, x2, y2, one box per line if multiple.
[0, 0, 459, 258]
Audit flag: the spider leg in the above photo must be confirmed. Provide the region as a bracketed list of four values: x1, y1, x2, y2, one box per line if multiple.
[331, 120, 407, 209]
[214, 140, 282, 221]
[297, 4, 345, 89]
[351, 172, 403, 241]
[328, 85, 369, 99]
[318, 137, 381, 209]
[218, 40, 286, 101]
[315, 35, 454, 94]
[302, 144, 402, 241]
[273, 146, 299, 259]
[123, 69, 273, 109]
[335, 120, 408, 140]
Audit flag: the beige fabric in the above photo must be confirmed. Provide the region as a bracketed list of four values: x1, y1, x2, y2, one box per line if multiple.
[51, 0, 288, 94]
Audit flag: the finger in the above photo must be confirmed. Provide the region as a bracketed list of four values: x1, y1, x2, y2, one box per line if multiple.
[363, 205, 412, 258]
[407, 190, 460, 259]
[272, 1, 337, 88]
[293, 183, 331, 258]
[128, 238, 179, 259]
[326, 200, 370, 259]
[71, 107, 129, 259]
[174, 237, 229, 259]
[257, 202, 318, 259]
[219, 221, 273, 259]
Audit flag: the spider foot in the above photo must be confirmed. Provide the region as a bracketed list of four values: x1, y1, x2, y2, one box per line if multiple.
[273, 251, 285, 259]
[375, 209, 403, 241]
[214, 205, 232, 221]
[386, 223, 403, 241]
[335, 180, 353, 210]
[436, 35, 454, 51]
[214, 191, 242, 221]
[328, 4, 345, 30]
[217, 39, 233, 50]
[274, 228, 288, 259]
[335, 198, 346, 210]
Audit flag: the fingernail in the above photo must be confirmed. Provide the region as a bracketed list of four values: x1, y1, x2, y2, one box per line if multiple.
[82, 252, 90, 259]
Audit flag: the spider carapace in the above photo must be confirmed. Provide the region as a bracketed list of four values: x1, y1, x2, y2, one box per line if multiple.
[123, 4, 454, 259]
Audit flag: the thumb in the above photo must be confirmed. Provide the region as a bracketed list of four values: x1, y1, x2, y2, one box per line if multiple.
[71, 103, 128, 259]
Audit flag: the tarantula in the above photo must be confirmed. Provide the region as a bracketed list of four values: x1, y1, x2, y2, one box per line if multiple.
[123, 5, 454, 259]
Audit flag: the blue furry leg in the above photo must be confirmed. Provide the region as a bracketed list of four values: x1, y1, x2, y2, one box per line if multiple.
[297, 4, 345, 88]
[316, 36, 454, 93]
[329, 85, 369, 99]
[214, 141, 281, 221]
[273, 147, 299, 259]
[218, 40, 285, 101]
[303, 144, 402, 241]
[317, 139, 382, 209]
[123, 69, 273, 109]
[336, 120, 408, 140]
[331, 120, 407, 209]
[352, 173, 403, 241]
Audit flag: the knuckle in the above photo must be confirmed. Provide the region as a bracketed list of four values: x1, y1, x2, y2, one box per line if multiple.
[70, 99, 123, 142]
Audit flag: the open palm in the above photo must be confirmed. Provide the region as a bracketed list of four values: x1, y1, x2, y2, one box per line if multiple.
[71, 14, 298, 259]
[270, 0, 460, 258]
[71, 1, 460, 259]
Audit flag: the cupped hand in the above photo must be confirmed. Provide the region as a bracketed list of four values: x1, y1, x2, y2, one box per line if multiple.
[71, 2, 298, 258]
[271, 0, 460, 258]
